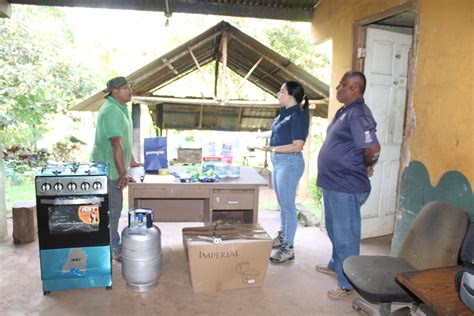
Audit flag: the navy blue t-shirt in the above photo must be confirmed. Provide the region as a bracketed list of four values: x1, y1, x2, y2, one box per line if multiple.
[317, 98, 379, 193]
[269, 105, 309, 147]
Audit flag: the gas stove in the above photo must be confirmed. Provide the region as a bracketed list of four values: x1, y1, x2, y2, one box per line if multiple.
[35, 162, 109, 196]
[35, 161, 112, 294]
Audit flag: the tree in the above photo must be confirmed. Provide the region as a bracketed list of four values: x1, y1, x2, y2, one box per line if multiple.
[0, 5, 100, 147]
[265, 21, 330, 83]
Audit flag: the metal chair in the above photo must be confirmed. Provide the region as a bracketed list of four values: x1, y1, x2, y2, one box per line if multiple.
[343, 201, 470, 315]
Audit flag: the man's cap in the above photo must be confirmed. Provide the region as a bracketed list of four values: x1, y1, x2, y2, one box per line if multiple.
[103, 76, 130, 97]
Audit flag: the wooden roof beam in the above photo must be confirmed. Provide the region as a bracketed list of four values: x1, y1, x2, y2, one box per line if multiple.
[130, 32, 221, 88]
[220, 30, 228, 103]
[161, 57, 179, 75]
[133, 96, 326, 107]
[231, 36, 329, 98]
[1, 0, 11, 18]
[234, 56, 263, 92]
[188, 46, 213, 98]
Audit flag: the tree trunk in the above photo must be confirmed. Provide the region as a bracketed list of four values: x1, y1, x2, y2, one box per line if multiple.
[0, 142, 8, 240]
[12, 201, 37, 244]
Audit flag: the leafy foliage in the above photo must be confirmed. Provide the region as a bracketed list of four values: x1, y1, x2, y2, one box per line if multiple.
[2, 141, 82, 186]
[3, 145, 48, 185]
[0, 6, 100, 146]
[51, 141, 82, 162]
[265, 22, 330, 82]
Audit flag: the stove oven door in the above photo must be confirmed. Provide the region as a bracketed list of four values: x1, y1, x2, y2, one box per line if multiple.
[37, 195, 110, 249]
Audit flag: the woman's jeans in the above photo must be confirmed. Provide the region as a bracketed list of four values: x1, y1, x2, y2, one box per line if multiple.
[323, 189, 369, 290]
[109, 180, 123, 252]
[271, 152, 305, 246]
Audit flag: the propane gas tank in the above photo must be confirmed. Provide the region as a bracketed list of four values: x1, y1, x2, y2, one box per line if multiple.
[121, 208, 161, 292]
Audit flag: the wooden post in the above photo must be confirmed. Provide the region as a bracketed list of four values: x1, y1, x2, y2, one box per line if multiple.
[298, 117, 312, 200]
[214, 57, 220, 99]
[0, 142, 7, 240]
[12, 201, 37, 244]
[132, 103, 141, 161]
[0, 0, 11, 18]
[155, 104, 164, 136]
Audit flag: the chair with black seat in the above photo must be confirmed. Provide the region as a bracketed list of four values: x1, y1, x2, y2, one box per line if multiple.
[343, 201, 470, 315]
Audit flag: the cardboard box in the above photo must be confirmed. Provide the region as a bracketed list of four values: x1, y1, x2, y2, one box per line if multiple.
[182, 224, 272, 293]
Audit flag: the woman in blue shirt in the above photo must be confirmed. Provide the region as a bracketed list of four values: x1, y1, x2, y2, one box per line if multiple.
[258, 81, 310, 263]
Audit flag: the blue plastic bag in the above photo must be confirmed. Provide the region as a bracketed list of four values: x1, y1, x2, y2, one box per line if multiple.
[144, 137, 168, 171]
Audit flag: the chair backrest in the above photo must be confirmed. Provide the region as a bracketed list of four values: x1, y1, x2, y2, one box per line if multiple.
[398, 201, 469, 270]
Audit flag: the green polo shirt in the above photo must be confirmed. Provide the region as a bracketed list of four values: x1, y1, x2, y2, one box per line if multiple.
[91, 96, 133, 180]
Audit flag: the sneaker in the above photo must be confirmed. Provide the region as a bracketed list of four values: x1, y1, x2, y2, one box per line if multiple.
[270, 243, 294, 263]
[272, 231, 285, 249]
[315, 264, 337, 275]
[112, 249, 122, 263]
[327, 286, 353, 299]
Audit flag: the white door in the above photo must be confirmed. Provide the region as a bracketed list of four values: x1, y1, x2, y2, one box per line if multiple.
[361, 27, 412, 238]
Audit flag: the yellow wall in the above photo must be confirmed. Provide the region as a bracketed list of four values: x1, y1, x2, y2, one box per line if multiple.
[311, 0, 474, 184]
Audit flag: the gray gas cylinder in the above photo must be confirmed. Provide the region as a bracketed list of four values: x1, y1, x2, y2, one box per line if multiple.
[121, 208, 162, 292]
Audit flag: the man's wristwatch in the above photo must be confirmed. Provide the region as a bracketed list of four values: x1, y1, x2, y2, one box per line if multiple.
[271, 147, 276, 153]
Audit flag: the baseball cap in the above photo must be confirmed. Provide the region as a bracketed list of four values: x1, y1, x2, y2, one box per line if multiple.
[103, 76, 131, 97]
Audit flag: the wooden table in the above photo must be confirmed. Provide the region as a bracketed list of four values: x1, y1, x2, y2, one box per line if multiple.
[396, 266, 472, 316]
[128, 166, 268, 224]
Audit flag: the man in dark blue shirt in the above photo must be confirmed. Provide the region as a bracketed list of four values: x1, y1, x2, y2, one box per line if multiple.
[316, 71, 381, 299]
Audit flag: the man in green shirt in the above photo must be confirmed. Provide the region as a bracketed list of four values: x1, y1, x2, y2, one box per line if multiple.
[92, 76, 141, 261]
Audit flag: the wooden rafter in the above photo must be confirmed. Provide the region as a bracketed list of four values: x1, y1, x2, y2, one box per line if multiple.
[234, 56, 263, 92]
[220, 30, 228, 102]
[231, 35, 329, 98]
[188, 47, 213, 98]
[133, 96, 326, 107]
[72, 21, 329, 119]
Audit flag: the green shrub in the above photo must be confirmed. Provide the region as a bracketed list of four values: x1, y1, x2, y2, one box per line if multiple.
[3, 140, 82, 186]
[307, 177, 323, 221]
[51, 141, 82, 162]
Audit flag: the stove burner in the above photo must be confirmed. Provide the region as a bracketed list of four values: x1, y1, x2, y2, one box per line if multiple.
[39, 162, 108, 177]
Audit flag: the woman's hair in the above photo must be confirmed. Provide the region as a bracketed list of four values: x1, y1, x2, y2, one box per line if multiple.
[285, 81, 309, 114]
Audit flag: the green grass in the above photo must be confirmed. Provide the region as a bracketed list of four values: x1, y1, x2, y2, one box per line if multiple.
[306, 200, 322, 222]
[4, 181, 36, 217]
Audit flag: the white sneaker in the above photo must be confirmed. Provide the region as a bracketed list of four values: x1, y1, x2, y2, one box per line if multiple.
[270, 243, 294, 263]
[272, 231, 285, 249]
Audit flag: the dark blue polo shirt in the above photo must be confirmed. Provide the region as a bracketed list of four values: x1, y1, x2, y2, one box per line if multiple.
[269, 105, 309, 146]
[317, 98, 379, 193]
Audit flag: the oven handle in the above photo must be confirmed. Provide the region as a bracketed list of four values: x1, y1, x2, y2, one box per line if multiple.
[40, 197, 105, 205]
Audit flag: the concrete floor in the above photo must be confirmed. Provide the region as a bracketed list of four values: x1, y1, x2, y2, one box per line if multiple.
[0, 201, 395, 316]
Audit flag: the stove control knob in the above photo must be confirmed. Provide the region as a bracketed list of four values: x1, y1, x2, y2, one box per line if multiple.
[53, 183, 64, 191]
[42, 183, 52, 192]
[67, 182, 77, 191]
[81, 182, 91, 191]
[92, 182, 102, 190]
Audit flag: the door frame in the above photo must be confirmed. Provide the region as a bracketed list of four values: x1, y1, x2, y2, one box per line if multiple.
[351, 1, 419, 234]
